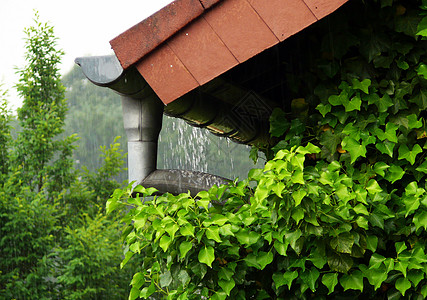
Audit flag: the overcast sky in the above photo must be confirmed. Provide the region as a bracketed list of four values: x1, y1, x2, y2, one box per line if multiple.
[0, 0, 173, 109]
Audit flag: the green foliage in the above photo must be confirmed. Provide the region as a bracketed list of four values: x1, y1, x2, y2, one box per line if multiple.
[0, 87, 12, 179]
[109, 1, 427, 299]
[0, 14, 132, 299]
[13, 12, 77, 196]
[54, 213, 131, 300]
[0, 175, 60, 298]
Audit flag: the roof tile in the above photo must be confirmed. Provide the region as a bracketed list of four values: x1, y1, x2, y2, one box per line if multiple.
[248, 0, 317, 41]
[199, 0, 222, 9]
[303, 0, 348, 19]
[110, 0, 204, 69]
[167, 17, 239, 85]
[204, 0, 279, 63]
[136, 44, 199, 104]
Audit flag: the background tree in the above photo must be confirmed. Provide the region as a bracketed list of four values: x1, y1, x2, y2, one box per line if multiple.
[0, 14, 132, 299]
[13, 12, 76, 196]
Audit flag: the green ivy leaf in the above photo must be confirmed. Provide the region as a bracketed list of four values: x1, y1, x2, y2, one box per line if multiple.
[219, 224, 234, 237]
[254, 186, 269, 203]
[344, 95, 362, 112]
[354, 203, 369, 216]
[159, 235, 172, 252]
[206, 226, 222, 243]
[378, 94, 394, 113]
[366, 179, 382, 195]
[368, 213, 385, 229]
[404, 196, 420, 217]
[178, 270, 190, 286]
[342, 136, 366, 163]
[180, 223, 195, 237]
[257, 251, 274, 270]
[273, 272, 286, 289]
[211, 291, 227, 300]
[297, 142, 321, 154]
[219, 278, 235, 296]
[301, 268, 320, 292]
[165, 223, 180, 241]
[397, 59, 409, 70]
[203, 214, 228, 227]
[322, 273, 339, 294]
[291, 154, 305, 171]
[131, 272, 145, 290]
[395, 277, 411, 296]
[270, 108, 290, 137]
[328, 94, 344, 106]
[416, 159, 427, 173]
[395, 242, 407, 255]
[373, 162, 389, 177]
[274, 240, 289, 256]
[407, 114, 422, 129]
[197, 199, 210, 211]
[129, 287, 140, 300]
[352, 78, 371, 94]
[395, 260, 409, 277]
[340, 270, 364, 292]
[342, 123, 361, 140]
[331, 232, 354, 254]
[285, 230, 303, 254]
[244, 253, 261, 269]
[374, 123, 399, 143]
[159, 270, 172, 288]
[364, 265, 388, 290]
[385, 165, 405, 183]
[309, 250, 327, 269]
[398, 144, 423, 165]
[179, 241, 193, 259]
[328, 253, 353, 273]
[282, 270, 299, 289]
[376, 140, 395, 157]
[413, 210, 427, 231]
[140, 283, 156, 299]
[198, 246, 215, 268]
[407, 270, 425, 287]
[369, 253, 386, 269]
[316, 103, 331, 117]
[292, 189, 307, 206]
[422, 285, 427, 298]
[292, 207, 305, 224]
[218, 267, 234, 281]
[356, 216, 369, 230]
[417, 63, 427, 79]
[291, 170, 305, 185]
[235, 230, 260, 246]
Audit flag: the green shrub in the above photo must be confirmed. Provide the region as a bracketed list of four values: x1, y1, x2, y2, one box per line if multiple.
[54, 212, 131, 300]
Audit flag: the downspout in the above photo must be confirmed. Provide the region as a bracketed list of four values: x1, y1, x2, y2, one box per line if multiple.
[75, 55, 163, 186]
[122, 95, 163, 185]
[75, 55, 229, 195]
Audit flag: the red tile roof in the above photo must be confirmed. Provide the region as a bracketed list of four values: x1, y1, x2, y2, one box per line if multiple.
[110, 0, 348, 104]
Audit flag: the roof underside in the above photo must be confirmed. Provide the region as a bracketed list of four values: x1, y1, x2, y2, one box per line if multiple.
[110, 0, 349, 105]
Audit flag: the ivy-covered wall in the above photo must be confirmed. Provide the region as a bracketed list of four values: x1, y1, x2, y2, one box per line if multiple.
[108, 1, 427, 299]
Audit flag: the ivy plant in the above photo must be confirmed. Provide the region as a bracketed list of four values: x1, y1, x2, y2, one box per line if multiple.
[108, 0, 427, 299]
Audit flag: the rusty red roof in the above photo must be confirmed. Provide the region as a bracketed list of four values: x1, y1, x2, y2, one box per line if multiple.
[110, 0, 348, 104]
